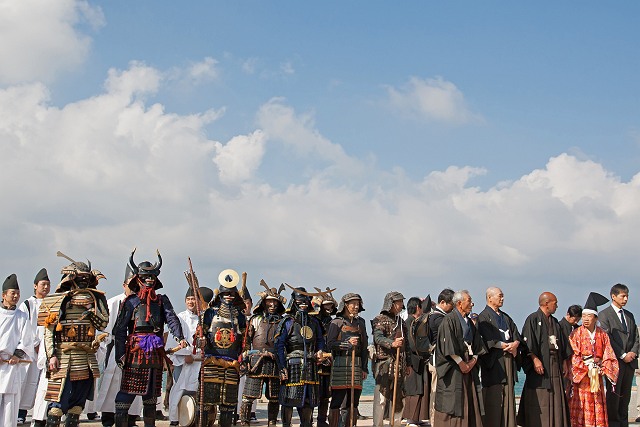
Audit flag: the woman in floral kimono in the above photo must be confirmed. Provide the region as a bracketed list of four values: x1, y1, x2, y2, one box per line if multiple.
[569, 292, 618, 427]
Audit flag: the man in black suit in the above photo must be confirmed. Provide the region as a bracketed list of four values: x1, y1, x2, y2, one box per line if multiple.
[599, 283, 639, 427]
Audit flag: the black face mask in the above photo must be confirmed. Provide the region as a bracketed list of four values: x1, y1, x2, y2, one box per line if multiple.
[74, 274, 92, 289]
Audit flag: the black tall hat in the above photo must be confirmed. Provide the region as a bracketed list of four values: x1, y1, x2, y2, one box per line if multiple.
[582, 292, 609, 316]
[2, 274, 19, 292]
[34, 268, 49, 284]
[421, 295, 432, 313]
[200, 287, 214, 304]
[185, 286, 214, 304]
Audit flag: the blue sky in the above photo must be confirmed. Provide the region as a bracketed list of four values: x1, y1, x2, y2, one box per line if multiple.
[1, 1, 640, 323]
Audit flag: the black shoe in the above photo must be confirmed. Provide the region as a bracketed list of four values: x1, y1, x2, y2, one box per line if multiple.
[170, 422, 179, 426]
[156, 410, 168, 421]
[250, 412, 258, 421]
[635, 417, 640, 423]
[87, 412, 99, 420]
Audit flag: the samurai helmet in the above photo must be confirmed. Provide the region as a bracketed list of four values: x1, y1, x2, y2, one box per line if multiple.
[128, 248, 163, 289]
[284, 283, 337, 314]
[381, 291, 405, 314]
[337, 293, 365, 316]
[212, 269, 245, 309]
[56, 251, 105, 292]
[311, 287, 338, 315]
[253, 280, 287, 315]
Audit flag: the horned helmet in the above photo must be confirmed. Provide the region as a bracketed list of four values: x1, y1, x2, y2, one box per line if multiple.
[311, 287, 338, 316]
[285, 284, 336, 314]
[253, 280, 287, 315]
[129, 248, 163, 290]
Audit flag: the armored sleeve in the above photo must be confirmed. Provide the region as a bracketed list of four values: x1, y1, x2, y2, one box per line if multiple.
[315, 318, 325, 352]
[274, 317, 291, 370]
[359, 318, 369, 372]
[114, 297, 134, 363]
[161, 294, 185, 341]
[85, 291, 109, 330]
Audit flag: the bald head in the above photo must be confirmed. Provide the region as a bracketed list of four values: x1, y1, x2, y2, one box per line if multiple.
[538, 292, 558, 316]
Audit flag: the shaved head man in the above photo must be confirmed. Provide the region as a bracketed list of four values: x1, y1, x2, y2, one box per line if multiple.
[517, 292, 571, 427]
[477, 286, 521, 427]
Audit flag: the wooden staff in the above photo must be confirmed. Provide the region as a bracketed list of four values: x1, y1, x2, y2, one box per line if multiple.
[391, 346, 400, 427]
[185, 257, 206, 427]
[350, 346, 356, 427]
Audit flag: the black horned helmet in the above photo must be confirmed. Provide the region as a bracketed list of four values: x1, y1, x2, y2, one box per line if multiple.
[311, 286, 338, 315]
[253, 279, 287, 315]
[284, 283, 337, 314]
[129, 248, 163, 289]
[56, 251, 105, 292]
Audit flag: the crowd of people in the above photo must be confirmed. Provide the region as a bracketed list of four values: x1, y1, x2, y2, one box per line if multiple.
[0, 250, 639, 427]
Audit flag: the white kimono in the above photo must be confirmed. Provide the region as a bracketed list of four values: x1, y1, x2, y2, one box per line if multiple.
[167, 309, 200, 423]
[0, 306, 34, 427]
[31, 328, 49, 422]
[17, 296, 43, 412]
[93, 293, 142, 416]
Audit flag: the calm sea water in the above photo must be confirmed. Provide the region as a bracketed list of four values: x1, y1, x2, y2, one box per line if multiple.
[360, 363, 526, 396]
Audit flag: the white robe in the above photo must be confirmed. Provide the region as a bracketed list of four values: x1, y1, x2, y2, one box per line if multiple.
[17, 296, 43, 411]
[31, 328, 49, 422]
[0, 306, 34, 427]
[93, 293, 142, 416]
[167, 309, 201, 423]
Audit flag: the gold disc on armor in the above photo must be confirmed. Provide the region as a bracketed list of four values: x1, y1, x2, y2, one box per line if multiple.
[218, 269, 240, 288]
[300, 325, 314, 340]
[214, 328, 234, 349]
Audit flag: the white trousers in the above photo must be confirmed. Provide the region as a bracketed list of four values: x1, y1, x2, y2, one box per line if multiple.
[0, 393, 19, 427]
[373, 384, 403, 427]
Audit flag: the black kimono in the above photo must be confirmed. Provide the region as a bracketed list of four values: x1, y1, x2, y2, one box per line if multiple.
[477, 306, 521, 427]
[517, 308, 571, 427]
[434, 309, 487, 425]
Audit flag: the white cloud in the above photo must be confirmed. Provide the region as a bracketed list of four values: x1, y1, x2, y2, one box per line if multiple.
[0, 0, 103, 85]
[2, 62, 640, 325]
[256, 98, 364, 177]
[386, 76, 482, 124]
[213, 131, 266, 185]
[188, 57, 219, 84]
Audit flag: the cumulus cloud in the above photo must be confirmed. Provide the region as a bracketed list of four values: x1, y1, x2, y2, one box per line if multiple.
[256, 98, 364, 178]
[0, 0, 103, 84]
[386, 76, 483, 124]
[2, 61, 640, 324]
[213, 131, 266, 185]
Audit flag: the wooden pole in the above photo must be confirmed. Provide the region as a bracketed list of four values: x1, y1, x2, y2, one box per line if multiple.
[391, 346, 400, 427]
[350, 346, 356, 427]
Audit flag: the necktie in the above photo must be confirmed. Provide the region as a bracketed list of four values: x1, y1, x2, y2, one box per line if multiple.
[619, 309, 628, 333]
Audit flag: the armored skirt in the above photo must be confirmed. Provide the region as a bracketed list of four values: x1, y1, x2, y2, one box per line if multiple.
[330, 353, 363, 390]
[120, 332, 166, 397]
[201, 356, 241, 406]
[279, 350, 320, 407]
[243, 355, 280, 401]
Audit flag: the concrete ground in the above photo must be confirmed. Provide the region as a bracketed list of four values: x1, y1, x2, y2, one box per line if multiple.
[21, 392, 640, 426]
